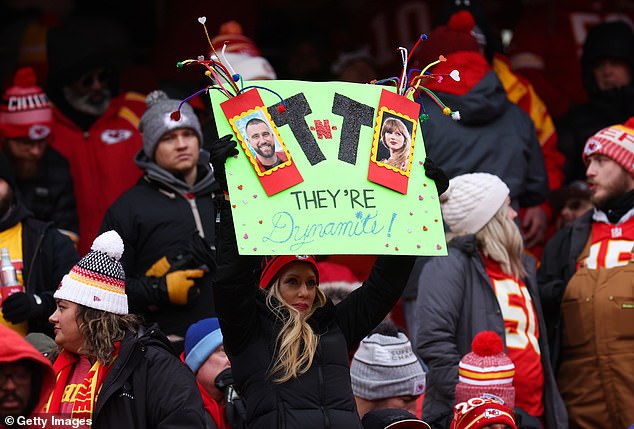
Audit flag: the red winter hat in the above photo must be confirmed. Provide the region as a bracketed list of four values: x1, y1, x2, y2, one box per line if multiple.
[259, 255, 319, 289]
[416, 10, 481, 67]
[450, 397, 517, 429]
[455, 331, 515, 408]
[210, 21, 276, 80]
[583, 117, 634, 174]
[0, 67, 53, 140]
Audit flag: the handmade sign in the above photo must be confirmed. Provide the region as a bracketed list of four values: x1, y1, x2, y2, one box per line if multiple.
[174, 17, 462, 255]
[212, 80, 446, 255]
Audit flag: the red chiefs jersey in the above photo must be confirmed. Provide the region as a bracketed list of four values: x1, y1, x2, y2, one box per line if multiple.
[483, 257, 545, 418]
[50, 92, 145, 255]
[579, 215, 634, 269]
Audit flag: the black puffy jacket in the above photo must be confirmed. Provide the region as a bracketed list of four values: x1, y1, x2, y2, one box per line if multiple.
[213, 205, 415, 429]
[92, 325, 210, 429]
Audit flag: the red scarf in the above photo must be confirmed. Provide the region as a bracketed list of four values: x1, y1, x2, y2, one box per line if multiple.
[198, 381, 231, 429]
[44, 343, 120, 419]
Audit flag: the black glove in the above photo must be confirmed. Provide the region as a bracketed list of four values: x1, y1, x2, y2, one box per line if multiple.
[2, 293, 45, 323]
[424, 157, 449, 196]
[210, 134, 239, 192]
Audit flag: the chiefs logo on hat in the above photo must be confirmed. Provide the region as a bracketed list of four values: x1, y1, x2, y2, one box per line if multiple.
[28, 124, 51, 140]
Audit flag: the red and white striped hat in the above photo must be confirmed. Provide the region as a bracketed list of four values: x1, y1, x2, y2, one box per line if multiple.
[583, 117, 634, 174]
[455, 331, 515, 408]
[0, 67, 52, 140]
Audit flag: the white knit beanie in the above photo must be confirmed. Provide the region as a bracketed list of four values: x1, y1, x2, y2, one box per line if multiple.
[350, 332, 426, 400]
[54, 230, 128, 314]
[440, 173, 509, 235]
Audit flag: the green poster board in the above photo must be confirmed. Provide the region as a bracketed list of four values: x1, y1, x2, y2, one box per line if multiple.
[211, 80, 447, 256]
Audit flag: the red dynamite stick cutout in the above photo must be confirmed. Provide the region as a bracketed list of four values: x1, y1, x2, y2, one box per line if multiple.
[221, 89, 303, 196]
[368, 89, 420, 194]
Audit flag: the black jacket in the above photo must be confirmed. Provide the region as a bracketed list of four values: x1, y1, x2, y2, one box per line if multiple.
[558, 21, 634, 184]
[214, 204, 415, 429]
[10, 146, 79, 235]
[101, 153, 217, 338]
[92, 325, 210, 429]
[0, 202, 78, 334]
[420, 68, 548, 211]
[537, 210, 593, 367]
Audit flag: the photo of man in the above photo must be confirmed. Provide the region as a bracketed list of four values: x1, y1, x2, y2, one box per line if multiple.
[244, 117, 288, 171]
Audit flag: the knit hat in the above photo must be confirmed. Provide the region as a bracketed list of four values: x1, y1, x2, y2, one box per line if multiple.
[416, 10, 481, 67]
[210, 21, 277, 80]
[316, 260, 361, 304]
[24, 332, 57, 357]
[0, 67, 52, 140]
[0, 152, 16, 191]
[440, 173, 509, 235]
[54, 230, 128, 314]
[583, 117, 634, 174]
[185, 318, 224, 373]
[259, 255, 319, 289]
[455, 331, 515, 408]
[138, 90, 203, 160]
[361, 408, 431, 429]
[351, 331, 426, 400]
[450, 397, 517, 429]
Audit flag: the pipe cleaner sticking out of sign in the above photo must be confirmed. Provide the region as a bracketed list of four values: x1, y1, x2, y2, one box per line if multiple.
[172, 18, 463, 255]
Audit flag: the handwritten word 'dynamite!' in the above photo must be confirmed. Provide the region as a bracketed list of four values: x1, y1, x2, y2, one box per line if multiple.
[290, 189, 376, 210]
[263, 210, 398, 251]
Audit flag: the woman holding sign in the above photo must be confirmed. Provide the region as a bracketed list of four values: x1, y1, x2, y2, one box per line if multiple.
[379, 116, 412, 171]
[209, 136, 441, 429]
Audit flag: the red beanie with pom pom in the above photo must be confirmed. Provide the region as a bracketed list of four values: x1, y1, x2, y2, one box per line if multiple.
[583, 117, 634, 175]
[0, 67, 52, 139]
[455, 331, 515, 408]
[415, 10, 481, 68]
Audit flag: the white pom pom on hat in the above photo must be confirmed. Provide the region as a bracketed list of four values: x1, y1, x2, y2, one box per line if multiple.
[90, 230, 124, 260]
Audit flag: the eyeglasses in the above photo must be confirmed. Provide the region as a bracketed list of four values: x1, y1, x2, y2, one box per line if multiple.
[78, 68, 112, 88]
[0, 368, 32, 386]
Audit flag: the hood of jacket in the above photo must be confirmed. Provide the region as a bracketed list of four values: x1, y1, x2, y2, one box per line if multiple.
[581, 20, 634, 96]
[0, 325, 56, 416]
[424, 51, 509, 126]
[134, 149, 215, 195]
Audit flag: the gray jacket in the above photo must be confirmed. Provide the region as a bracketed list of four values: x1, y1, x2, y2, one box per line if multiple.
[414, 235, 567, 429]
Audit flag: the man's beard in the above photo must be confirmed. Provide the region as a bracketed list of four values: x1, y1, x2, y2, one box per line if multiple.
[591, 172, 633, 207]
[63, 86, 112, 116]
[254, 143, 275, 158]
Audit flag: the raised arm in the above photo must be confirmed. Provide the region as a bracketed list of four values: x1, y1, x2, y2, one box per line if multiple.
[335, 254, 416, 349]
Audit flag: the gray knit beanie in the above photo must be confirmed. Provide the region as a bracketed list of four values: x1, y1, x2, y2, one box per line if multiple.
[351, 331, 426, 400]
[440, 173, 509, 235]
[138, 90, 203, 159]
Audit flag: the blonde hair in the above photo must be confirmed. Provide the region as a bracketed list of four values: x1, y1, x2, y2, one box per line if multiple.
[475, 204, 526, 279]
[265, 280, 327, 383]
[380, 117, 411, 169]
